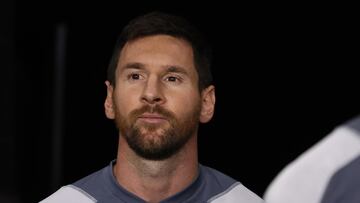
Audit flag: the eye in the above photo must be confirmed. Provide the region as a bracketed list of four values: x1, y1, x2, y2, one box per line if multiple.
[166, 76, 178, 82]
[164, 75, 183, 84]
[131, 74, 140, 80]
[128, 73, 143, 80]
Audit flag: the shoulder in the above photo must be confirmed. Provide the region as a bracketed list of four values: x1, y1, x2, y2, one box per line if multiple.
[329, 155, 360, 182]
[39, 185, 96, 203]
[321, 155, 360, 203]
[208, 183, 265, 203]
[39, 165, 110, 203]
[263, 115, 360, 203]
[201, 165, 236, 187]
[264, 116, 360, 203]
[201, 165, 264, 203]
[72, 166, 107, 190]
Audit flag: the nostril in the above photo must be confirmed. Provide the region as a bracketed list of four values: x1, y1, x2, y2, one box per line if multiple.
[154, 97, 162, 102]
[141, 95, 163, 104]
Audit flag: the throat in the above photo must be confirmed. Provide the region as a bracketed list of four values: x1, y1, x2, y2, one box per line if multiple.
[117, 159, 183, 202]
[139, 159, 177, 178]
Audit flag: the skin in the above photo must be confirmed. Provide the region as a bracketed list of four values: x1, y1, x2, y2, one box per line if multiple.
[104, 35, 215, 203]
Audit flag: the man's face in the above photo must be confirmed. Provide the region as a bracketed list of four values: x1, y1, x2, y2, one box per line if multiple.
[105, 35, 207, 160]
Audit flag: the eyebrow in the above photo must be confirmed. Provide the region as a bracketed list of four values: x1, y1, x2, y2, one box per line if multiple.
[121, 62, 145, 71]
[120, 63, 189, 75]
[165, 65, 189, 75]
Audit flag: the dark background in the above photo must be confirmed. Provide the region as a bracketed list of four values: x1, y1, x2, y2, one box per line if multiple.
[1, 1, 358, 202]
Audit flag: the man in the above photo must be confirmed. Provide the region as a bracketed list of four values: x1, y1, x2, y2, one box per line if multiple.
[40, 12, 264, 203]
[263, 115, 360, 203]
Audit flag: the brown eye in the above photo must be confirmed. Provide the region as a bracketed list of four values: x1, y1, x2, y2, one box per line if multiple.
[167, 76, 177, 82]
[130, 73, 140, 80]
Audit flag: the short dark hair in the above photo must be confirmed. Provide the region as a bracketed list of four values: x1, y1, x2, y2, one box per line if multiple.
[107, 12, 213, 91]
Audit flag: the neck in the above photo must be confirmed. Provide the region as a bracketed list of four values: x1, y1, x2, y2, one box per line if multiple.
[114, 135, 198, 203]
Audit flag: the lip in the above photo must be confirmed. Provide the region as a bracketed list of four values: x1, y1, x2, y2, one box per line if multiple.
[137, 113, 167, 124]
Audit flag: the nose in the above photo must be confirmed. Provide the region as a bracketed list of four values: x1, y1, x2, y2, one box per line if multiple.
[141, 76, 165, 105]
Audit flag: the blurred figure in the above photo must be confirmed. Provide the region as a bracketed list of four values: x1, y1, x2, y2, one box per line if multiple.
[320, 149, 360, 202]
[264, 115, 360, 203]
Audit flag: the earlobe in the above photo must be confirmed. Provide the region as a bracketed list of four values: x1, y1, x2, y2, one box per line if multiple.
[199, 85, 215, 123]
[104, 81, 115, 119]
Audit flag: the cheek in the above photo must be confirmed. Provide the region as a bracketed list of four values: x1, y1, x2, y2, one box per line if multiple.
[114, 90, 140, 115]
[170, 92, 201, 118]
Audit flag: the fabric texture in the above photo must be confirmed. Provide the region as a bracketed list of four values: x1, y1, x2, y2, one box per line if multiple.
[40, 161, 264, 203]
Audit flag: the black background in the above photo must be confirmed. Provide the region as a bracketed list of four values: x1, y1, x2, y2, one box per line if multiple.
[1, 1, 359, 202]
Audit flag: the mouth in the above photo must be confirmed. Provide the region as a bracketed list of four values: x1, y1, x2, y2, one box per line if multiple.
[137, 113, 168, 124]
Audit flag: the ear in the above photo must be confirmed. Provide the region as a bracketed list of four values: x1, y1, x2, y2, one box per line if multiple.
[104, 81, 115, 119]
[199, 85, 215, 123]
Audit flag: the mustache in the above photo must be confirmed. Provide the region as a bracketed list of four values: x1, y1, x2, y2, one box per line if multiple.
[130, 105, 175, 120]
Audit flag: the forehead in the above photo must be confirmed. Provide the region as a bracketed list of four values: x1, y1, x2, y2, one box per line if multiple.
[117, 35, 196, 74]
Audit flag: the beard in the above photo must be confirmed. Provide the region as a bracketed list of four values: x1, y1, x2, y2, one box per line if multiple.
[114, 102, 201, 160]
